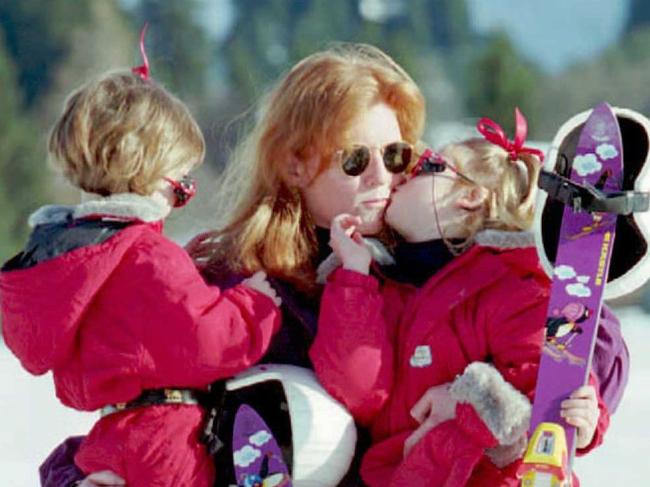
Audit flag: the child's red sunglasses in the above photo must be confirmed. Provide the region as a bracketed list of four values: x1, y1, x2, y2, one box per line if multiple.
[408, 147, 478, 186]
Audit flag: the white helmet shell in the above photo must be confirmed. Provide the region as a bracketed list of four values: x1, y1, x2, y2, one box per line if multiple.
[227, 364, 357, 487]
[534, 107, 650, 300]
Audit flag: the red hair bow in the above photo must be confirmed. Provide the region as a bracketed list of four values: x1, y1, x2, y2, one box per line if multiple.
[131, 23, 150, 80]
[476, 107, 544, 162]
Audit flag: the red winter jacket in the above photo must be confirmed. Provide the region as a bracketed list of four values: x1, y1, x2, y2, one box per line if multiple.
[0, 199, 280, 487]
[311, 241, 609, 487]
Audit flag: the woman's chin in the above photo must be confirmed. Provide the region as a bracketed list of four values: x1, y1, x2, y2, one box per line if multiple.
[356, 216, 383, 236]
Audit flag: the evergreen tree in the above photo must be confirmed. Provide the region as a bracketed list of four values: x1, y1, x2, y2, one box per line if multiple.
[465, 32, 539, 135]
[532, 26, 650, 139]
[0, 35, 43, 256]
[0, 0, 91, 108]
[130, 0, 212, 100]
[626, 0, 650, 33]
[221, 0, 474, 105]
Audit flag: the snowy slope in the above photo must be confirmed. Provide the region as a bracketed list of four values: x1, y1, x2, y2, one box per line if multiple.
[1, 306, 648, 486]
[574, 306, 650, 485]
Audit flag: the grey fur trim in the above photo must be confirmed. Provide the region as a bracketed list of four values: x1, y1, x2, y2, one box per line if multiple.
[73, 193, 167, 222]
[474, 230, 535, 249]
[450, 362, 531, 445]
[28, 205, 75, 228]
[27, 194, 167, 228]
[316, 237, 395, 284]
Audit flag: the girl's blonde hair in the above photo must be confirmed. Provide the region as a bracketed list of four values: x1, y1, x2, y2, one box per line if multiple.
[202, 43, 425, 291]
[440, 138, 540, 243]
[49, 71, 205, 196]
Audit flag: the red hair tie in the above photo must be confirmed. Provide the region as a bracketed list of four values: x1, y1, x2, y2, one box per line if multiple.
[476, 107, 544, 162]
[131, 23, 150, 80]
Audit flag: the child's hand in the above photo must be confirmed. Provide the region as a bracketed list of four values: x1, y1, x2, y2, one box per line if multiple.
[560, 384, 599, 449]
[329, 214, 371, 275]
[485, 433, 527, 467]
[241, 270, 282, 307]
[403, 383, 456, 457]
[77, 470, 126, 486]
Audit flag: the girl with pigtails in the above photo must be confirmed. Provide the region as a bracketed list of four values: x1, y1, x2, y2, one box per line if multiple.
[311, 110, 611, 486]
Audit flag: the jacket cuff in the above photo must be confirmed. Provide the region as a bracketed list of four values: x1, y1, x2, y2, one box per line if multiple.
[329, 267, 380, 290]
[450, 362, 531, 446]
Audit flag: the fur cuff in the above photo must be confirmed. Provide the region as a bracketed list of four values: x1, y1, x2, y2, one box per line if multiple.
[316, 237, 395, 284]
[450, 362, 531, 445]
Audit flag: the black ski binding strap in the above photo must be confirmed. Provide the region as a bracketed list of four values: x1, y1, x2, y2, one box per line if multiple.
[539, 169, 650, 215]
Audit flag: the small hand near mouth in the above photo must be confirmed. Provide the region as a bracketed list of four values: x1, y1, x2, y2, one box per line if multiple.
[329, 213, 372, 275]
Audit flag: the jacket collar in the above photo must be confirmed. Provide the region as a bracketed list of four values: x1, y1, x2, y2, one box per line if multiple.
[400, 238, 545, 354]
[28, 193, 168, 227]
[474, 229, 535, 249]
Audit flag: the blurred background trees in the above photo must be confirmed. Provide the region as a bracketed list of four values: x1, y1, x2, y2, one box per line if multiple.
[1, 0, 650, 254]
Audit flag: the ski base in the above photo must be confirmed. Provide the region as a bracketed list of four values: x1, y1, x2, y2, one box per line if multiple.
[518, 422, 570, 487]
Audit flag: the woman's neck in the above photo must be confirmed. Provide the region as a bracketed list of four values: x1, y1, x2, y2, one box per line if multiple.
[314, 226, 333, 265]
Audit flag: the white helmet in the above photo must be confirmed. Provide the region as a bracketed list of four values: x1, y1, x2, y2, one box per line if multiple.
[211, 364, 357, 487]
[534, 106, 650, 299]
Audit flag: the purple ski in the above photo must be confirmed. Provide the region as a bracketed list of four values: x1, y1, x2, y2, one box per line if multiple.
[520, 103, 623, 485]
[232, 404, 292, 487]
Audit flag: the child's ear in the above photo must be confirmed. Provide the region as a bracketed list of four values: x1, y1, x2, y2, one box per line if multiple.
[457, 186, 489, 211]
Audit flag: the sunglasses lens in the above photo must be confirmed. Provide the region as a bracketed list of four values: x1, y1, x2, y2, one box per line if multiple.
[341, 146, 370, 176]
[384, 142, 413, 173]
[421, 159, 446, 174]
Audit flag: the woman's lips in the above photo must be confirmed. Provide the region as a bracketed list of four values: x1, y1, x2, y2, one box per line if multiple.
[361, 198, 389, 207]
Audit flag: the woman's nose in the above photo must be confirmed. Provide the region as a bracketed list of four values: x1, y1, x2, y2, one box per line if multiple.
[362, 149, 392, 187]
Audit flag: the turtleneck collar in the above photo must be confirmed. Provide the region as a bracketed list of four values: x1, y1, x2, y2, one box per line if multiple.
[383, 239, 455, 287]
[314, 226, 333, 266]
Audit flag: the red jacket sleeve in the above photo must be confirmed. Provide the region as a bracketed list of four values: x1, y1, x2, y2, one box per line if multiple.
[361, 361, 532, 487]
[482, 272, 549, 400]
[116, 233, 281, 388]
[362, 405, 498, 487]
[309, 268, 398, 426]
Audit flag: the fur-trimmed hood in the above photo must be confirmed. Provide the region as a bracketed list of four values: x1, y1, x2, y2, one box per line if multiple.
[28, 193, 169, 227]
[0, 194, 165, 375]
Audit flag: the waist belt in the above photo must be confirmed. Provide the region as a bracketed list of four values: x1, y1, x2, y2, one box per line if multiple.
[100, 388, 203, 417]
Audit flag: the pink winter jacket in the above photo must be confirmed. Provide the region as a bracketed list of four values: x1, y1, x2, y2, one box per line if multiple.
[0, 200, 280, 487]
[311, 242, 609, 487]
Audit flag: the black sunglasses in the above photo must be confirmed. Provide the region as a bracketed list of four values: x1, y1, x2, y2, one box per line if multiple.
[409, 150, 478, 186]
[337, 141, 413, 176]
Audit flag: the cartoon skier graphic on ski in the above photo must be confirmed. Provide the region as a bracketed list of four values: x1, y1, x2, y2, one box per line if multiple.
[543, 302, 590, 365]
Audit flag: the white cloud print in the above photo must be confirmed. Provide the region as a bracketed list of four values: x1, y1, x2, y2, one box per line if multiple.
[577, 275, 591, 284]
[566, 282, 592, 298]
[554, 265, 577, 280]
[234, 444, 261, 468]
[249, 429, 273, 447]
[596, 143, 619, 160]
[573, 153, 602, 176]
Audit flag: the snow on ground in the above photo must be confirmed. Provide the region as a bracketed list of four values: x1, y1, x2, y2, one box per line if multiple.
[1, 306, 648, 486]
[574, 306, 650, 485]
